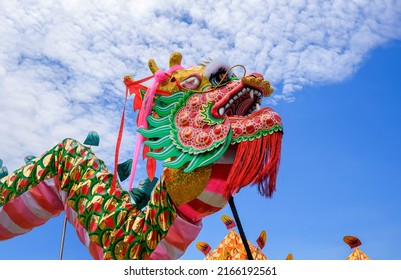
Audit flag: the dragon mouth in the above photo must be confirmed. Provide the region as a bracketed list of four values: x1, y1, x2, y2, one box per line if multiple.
[217, 86, 262, 117]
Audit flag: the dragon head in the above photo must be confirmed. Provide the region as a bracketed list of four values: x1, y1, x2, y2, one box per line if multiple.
[125, 52, 283, 198]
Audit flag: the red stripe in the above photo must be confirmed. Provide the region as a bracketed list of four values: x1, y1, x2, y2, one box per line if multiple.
[179, 198, 222, 221]
[0, 221, 18, 240]
[65, 205, 103, 259]
[187, 198, 222, 213]
[111, 87, 128, 193]
[89, 241, 103, 260]
[2, 196, 47, 230]
[29, 184, 63, 215]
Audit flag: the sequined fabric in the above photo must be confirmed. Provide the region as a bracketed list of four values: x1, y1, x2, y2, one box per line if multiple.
[0, 138, 176, 260]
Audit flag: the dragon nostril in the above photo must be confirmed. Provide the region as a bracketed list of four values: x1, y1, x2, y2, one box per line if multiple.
[240, 73, 273, 97]
[242, 76, 263, 87]
[248, 72, 263, 79]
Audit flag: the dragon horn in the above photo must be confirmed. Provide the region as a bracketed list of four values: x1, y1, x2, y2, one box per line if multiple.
[169, 52, 182, 67]
[148, 52, 182, 74]
[148, 59, 160, 74]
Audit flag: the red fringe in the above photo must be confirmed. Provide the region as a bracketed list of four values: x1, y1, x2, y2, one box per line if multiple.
[224, 132, 283, 199]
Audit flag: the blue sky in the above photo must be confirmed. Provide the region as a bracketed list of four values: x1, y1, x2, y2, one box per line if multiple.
[0, 0, 400, 260]
[193, 42, 401, 260]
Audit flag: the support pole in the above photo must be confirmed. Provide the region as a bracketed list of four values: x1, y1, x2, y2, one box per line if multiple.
[228, 196, 253, 260]
[58, 214, 68, 260]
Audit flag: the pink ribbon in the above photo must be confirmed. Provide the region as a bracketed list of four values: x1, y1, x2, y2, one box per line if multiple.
[127, 64, 183, 191]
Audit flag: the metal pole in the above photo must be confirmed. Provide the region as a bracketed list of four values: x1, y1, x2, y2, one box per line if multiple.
[228, 196, 253, 260]
[58, 214, 68, 260]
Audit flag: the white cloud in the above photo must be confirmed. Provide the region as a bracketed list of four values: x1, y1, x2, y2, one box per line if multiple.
[0, 0, 400, 180]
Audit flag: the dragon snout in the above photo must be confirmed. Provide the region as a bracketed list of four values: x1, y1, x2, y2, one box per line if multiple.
[241, 74, 274, 97]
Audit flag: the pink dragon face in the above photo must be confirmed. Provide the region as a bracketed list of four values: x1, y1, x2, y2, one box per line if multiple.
[172, 71, 282, 154]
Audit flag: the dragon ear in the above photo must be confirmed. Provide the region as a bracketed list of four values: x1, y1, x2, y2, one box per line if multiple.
[169, 52, 182, 67]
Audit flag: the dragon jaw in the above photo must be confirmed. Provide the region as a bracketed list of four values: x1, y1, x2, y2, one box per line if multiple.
[205, 75, 283, 197]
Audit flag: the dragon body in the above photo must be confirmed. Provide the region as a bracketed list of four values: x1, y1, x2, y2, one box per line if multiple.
[0, 52, 283, 259]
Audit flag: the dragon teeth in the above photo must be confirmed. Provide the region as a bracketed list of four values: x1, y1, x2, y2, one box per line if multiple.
[250, 90, 254, 99]
[219, 87, 263, 117]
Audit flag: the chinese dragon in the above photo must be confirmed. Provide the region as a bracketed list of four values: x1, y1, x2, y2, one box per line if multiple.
[0, 52, 283, 260]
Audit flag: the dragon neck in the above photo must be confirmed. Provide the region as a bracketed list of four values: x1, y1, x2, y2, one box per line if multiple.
[164, 163, 233, 223]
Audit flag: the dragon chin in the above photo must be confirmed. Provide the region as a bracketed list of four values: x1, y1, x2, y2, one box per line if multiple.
[225, 130, 282, 198]
[212, 106, 283, 199]
[204, 77, 283, 198]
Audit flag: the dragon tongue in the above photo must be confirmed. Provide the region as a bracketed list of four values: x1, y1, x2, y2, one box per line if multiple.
[236, 98, 253, 116]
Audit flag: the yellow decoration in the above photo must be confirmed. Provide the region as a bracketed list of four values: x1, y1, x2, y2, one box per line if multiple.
[204, 230, 267, 260]
[163, 165, 212, 206]
[346, 248, 370, 260]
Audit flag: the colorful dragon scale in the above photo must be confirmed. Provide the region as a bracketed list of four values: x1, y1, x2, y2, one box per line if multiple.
[0, 52, 283, 259]
[0, 139, 176, 259]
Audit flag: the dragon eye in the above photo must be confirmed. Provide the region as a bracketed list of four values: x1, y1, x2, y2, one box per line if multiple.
[209, 69, 230, 86]
[180, 74, 201, 90]
[204, 59, 233, 87]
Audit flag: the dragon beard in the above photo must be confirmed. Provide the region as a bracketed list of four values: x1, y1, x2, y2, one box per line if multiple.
[225, 131, 283, 199]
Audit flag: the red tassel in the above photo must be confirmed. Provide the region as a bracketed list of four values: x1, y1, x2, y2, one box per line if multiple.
[146, 157, 156, 181]
[133, 95, 142, 111]
[142, 145, 150, 160]
[224, 132, 283, 199]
